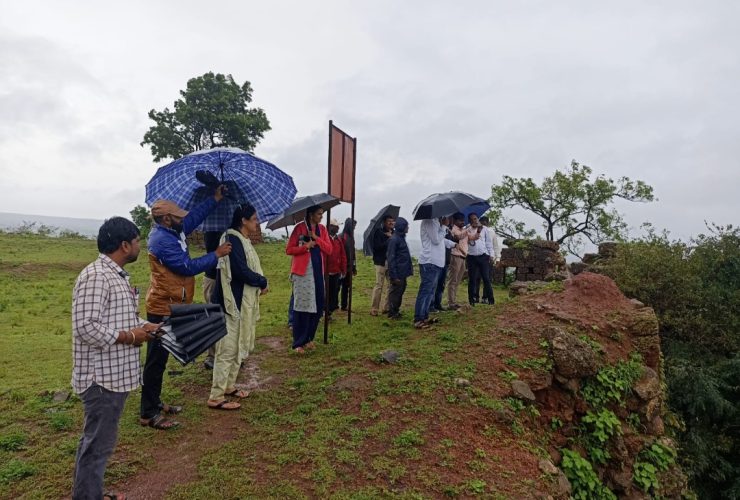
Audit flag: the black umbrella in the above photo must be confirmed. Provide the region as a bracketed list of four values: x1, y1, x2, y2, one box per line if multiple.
[412, 191, 490, 220]
[155, 303, 227, 365]
[362, 204, 400, 256]
[265, 193, 341, 230]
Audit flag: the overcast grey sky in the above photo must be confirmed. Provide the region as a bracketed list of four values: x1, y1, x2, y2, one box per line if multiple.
[1, 1, 738, 243]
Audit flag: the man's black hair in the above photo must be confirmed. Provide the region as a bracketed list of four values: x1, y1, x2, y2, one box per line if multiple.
[382, 214, 395, 222]
[97, 217, 140, 254]
[230, 203, 257, 230]
[452, 212, 465, 221]
[479, 216, 489, 224]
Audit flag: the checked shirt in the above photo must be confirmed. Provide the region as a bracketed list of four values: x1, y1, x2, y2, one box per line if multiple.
[71, 254, 145, 394]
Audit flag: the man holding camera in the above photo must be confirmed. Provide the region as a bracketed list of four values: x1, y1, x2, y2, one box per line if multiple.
[140, 186, 232, 430]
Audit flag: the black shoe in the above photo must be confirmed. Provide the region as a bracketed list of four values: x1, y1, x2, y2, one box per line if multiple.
[204, 357, 214, 370]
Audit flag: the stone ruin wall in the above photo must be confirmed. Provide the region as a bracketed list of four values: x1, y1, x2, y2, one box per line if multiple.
[495, 238, 567, 283]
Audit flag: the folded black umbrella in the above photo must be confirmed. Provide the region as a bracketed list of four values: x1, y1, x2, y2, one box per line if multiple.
[156, 303, 227, 365]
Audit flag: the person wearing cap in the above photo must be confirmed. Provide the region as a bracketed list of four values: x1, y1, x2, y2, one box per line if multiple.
[370, 214, 395, 316]
[139, 186, 232, 430]
[325, 218, 347, 319]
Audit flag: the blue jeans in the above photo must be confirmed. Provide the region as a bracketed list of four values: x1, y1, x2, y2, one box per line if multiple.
[414, 263, 442, 322]
[433, 262, 448, 309]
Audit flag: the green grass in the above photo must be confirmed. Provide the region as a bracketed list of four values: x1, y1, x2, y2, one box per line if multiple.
[0, 232, 555, 498]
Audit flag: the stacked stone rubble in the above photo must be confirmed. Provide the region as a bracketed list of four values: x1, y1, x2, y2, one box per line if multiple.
[570, 241, 618, 275]
[499, 239, 566, 282]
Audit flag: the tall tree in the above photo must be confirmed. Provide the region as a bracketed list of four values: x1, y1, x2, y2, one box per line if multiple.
[141, 72, 271, 162]
[487, 160, 655, 256]
[130, 205, 152, 238]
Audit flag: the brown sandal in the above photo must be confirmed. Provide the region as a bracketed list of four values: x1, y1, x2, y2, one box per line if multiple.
[159, 403, 183, 415]
[224, 388, 250, 398]
[139, 414, 180, 430]
[207, 399, 241, 410]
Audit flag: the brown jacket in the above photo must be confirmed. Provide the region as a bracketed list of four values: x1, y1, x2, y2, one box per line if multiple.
[145, 253, 195, 316]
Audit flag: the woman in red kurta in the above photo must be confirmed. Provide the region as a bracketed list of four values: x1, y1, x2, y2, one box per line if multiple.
[286, 205, 333, 352]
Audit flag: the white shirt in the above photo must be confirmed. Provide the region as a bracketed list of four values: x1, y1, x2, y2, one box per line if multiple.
[487, 226, 501, 261]
[467, 225, 494, 257]
[419, 219, 456, 268]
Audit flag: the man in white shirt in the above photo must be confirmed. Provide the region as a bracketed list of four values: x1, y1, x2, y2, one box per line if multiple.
[414, 217, 456, 328]
[479, 215, 500, 303]
[466, 213, 495, 305]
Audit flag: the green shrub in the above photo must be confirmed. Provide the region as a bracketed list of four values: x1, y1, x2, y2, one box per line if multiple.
[581, 409, 621, 465]
[0, 459, 36, 484]
[600, 224, 740, 498]
[560, 449, 616, 500]
[581, 354, 643, 408]
[0, 431, 27, 451]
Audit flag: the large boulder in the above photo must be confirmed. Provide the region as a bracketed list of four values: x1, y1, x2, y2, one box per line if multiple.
[633, 367, 660, 401]
[547, 328, 602, 379]
[511, 380, 536, 401]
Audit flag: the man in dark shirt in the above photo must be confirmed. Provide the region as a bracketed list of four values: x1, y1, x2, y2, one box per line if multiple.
[370, 214, 395, 316]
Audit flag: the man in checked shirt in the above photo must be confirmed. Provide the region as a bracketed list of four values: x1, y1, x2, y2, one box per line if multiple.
[71, 217, 161, 500]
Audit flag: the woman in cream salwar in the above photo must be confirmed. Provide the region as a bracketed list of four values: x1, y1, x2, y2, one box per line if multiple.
[209, 203, 268, 410]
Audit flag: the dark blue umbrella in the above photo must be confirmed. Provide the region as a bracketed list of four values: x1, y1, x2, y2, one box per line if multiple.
[460, 201, 491, 222]
[145, 147, 297, 231]
[265, 193, 341, 230]
[412, 191, 490, 220]
[362, 204, 400, 256]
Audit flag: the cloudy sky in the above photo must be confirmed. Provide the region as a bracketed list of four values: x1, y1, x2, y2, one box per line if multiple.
[1, 1, 738, 243]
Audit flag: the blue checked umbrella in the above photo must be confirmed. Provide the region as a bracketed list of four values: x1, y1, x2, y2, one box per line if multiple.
[145, 147, 297, 231]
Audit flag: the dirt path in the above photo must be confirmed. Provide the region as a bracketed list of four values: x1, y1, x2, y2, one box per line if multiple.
[112, 335, 285, 500]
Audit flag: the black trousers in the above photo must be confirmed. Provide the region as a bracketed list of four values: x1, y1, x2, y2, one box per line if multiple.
[340, 275, 351, 310]
[467, 254, 494, 304]
[140, 313, 168, 419]
[387, 277, 407, 316]
[327, 274, 340, 313]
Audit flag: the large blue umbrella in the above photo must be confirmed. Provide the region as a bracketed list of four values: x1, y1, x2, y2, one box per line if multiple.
[145, 147, 297, 231]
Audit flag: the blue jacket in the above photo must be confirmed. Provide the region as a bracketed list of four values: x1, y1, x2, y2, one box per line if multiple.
[387, 217, 413, 280]
[147, 197, 219, 277]
[146, 197, 220, 315]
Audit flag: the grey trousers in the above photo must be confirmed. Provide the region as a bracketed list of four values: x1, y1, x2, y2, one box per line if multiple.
[72, 383, 128, 500]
